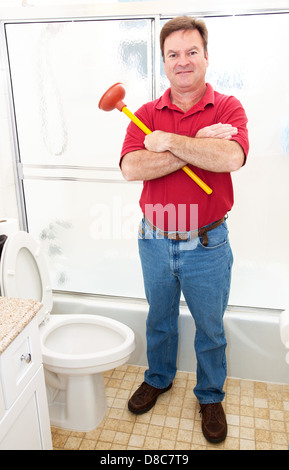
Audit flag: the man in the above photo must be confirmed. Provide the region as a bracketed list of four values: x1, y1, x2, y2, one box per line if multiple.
[120, 16, 249, 444]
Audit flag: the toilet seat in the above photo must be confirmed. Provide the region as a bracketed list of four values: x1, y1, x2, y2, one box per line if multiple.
[0, 231, 53, 325]
[40, 313, 135, 372]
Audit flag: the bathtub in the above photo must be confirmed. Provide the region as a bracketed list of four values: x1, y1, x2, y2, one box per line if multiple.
[51, 292, 288, 384]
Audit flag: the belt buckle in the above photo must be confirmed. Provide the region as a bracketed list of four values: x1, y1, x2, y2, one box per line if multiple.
[177, 233, 189, 241]
[168, 232, 189, 241]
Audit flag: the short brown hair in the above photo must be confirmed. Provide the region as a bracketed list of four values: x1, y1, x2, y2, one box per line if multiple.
[160, 16, 208, 60]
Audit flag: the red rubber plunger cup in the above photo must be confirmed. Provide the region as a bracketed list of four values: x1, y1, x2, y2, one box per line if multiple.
[98, 83, 126, 112]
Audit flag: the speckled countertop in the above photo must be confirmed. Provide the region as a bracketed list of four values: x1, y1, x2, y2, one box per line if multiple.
[0, 297, 42, 354]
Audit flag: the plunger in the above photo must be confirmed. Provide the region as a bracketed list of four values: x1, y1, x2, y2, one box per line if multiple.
[98, 83, 212, 195]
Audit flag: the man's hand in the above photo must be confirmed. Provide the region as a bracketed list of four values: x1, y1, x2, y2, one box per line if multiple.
[144, 130, 171, 153]
[195, 123, 238, 140]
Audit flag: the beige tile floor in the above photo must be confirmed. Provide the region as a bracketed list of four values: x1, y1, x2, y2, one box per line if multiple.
[51, 364, 289, 450]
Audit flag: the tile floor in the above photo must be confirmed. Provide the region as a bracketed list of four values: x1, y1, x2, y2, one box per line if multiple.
[51, 364, 289, 451]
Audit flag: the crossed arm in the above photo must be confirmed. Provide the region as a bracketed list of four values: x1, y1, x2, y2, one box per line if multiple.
[121, 123, 245, 182]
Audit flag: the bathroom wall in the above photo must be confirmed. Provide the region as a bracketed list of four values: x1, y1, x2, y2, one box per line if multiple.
[0, 0, 289, 311]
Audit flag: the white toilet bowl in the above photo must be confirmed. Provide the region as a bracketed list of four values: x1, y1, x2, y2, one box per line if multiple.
[0, 231, 135, 431]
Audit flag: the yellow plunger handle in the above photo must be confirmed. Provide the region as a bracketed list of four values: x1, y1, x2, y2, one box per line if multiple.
[181, 166, 213, 195]
[121, 106, 212, 195]
[122, 106, 152, 135]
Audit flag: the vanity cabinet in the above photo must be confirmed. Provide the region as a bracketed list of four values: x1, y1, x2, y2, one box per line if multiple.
[0, 313, 52, 450]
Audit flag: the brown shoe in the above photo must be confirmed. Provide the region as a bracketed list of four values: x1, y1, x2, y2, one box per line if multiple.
[128, 382, 172, 414]
[199, 402, 227, 443]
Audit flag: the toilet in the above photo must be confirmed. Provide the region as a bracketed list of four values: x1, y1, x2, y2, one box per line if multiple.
[0, 230, 135, 431]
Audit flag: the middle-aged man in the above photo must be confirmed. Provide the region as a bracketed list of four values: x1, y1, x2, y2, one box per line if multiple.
[120, 16, 249, 444]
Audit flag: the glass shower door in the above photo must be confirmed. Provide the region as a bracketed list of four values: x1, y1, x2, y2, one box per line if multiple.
[5, 18, 153, 297]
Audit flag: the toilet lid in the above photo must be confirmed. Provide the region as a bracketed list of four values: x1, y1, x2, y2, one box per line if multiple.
[0, 231, 53, 325]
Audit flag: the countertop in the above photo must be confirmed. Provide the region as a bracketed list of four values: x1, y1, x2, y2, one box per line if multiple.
[0, 297, 42, 354]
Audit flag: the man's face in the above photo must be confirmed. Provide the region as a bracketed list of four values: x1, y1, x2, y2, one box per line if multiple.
[163, 29, 209, 94]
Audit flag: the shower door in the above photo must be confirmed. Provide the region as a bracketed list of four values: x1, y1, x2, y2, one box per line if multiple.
[4, 12, 289, 309]
[5, 18, 153, 297]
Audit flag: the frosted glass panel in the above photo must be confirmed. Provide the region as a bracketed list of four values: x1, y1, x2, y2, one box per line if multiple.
[160, 14, 289, 309]
[23, 178, 145, 297]
[6, 19, 152, 167]
[204, 14, 289, 309]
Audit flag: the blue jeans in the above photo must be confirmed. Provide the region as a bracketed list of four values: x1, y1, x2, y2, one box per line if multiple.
[138, 217, 233, 404]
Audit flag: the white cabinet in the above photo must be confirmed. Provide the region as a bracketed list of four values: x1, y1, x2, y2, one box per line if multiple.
[0, 316, 52, 450]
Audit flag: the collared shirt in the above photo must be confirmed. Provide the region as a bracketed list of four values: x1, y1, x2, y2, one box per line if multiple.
[120, 83, 249, 231]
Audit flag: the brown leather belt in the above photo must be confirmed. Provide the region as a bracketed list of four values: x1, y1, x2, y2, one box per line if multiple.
[144, 216, 225, 246]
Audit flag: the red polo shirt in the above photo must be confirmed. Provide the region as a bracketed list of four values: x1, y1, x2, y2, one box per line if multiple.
[120, 83, 249, 231]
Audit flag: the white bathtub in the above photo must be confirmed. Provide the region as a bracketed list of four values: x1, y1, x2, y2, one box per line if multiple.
[51, 292, 288, 384]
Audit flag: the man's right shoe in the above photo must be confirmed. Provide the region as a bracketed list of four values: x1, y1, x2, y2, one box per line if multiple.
[199, 402, 227, 444]
[128, 381, 172, 414]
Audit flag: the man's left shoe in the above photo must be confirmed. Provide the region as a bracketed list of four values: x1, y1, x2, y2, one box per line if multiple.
[199, 402, 227, 444]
